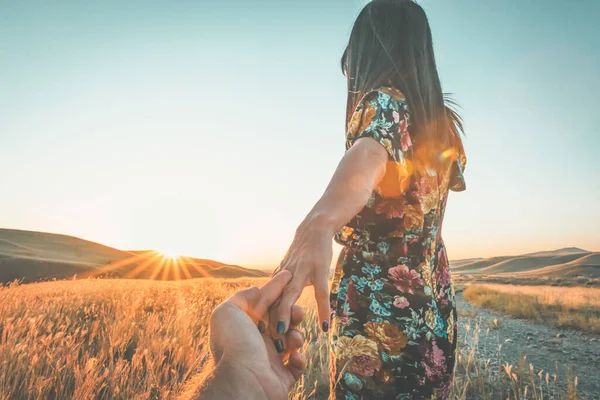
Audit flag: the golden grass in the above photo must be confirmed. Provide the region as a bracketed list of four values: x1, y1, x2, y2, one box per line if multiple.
[463, 284, 600, 333]
[474, 284, 600, 309]
[0, 278, 585, 399]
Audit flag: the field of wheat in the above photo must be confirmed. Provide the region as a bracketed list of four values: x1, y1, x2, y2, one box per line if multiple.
[0, 278, 583, 399]
[463, 284, 600, 333]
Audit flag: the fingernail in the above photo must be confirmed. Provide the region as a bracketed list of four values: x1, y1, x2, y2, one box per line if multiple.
[257, 321, 265, 333]
[276, 320, 285, 335]
[322, 321, 329, 333]
[274, 339, 284, 353]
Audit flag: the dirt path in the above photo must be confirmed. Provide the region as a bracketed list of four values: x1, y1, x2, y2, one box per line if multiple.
[456, 293, 600, 399]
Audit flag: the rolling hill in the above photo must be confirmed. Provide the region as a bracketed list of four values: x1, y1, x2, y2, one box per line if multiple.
[452, 248, 600, 279]
[0, 229, 266, 284]
[520, 253, 600, 278]
[2, 228, 596, 284]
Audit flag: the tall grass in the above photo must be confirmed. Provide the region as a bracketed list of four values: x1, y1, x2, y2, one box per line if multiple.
[463, 284, 600, 333]
[0, 278, 585, 399]
[0, 278, 243, 399]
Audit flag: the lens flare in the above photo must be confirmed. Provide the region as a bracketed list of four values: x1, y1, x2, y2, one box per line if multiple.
[160, 249, 181, 260]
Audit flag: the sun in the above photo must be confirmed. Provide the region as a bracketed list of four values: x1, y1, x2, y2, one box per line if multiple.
[159, 249, 181, 260]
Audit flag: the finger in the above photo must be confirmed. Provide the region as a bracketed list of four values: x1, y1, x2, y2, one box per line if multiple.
[272, 249, 293, 277]
[226, 286, 261, 314]
[257, 320, 266, 334]
[274, 282, 303, 337]
[253, 270, 293, 319]
[289, 305, 305, 330]
[276, 329, 304, 361]
[270, 265, 281, 278]
[314, 275, 331, 333]
[285, 329, 304, 353]
[262, 303, 303, 335]
[286, 352, 307, 382]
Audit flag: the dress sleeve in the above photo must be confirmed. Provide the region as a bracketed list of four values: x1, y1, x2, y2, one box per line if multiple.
[448, 131, 467, 192]
[346, 90, 412, 163]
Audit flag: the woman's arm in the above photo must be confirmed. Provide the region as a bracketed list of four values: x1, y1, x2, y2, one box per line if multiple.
[270, 137, 388, 338]
[300, 137, 388, 236]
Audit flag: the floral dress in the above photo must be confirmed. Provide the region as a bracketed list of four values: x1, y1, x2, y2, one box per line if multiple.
[329, 86, 466, 400]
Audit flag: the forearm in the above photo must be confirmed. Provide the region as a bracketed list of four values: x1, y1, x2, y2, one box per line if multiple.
[300, 138, 387, 235]
[180, 359, 267, 400]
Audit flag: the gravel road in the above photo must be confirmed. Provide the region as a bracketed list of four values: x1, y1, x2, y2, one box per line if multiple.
[456, 293, 600, 399]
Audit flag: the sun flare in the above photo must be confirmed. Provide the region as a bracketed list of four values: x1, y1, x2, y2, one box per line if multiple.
[159, 249, 181, 260]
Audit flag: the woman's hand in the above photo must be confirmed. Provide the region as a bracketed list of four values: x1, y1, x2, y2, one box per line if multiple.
[271, 221, 334, 337]
[270, 138, 389, 340]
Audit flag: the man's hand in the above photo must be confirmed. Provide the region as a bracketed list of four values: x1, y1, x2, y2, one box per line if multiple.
[195, 271, 306, 400]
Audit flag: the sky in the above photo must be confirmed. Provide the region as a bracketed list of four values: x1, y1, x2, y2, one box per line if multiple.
[1, 0, 599, 268]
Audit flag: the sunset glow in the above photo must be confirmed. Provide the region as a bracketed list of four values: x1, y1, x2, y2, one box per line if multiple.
[160, 250, 182, 260]
[1, 0, 598, 269]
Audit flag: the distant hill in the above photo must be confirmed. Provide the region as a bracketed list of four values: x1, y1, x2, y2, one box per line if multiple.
[0, 229, 266, 283]
[452, 248, 599, 279]
[520, 253, 600, 278]
[520, 247, 590, 257]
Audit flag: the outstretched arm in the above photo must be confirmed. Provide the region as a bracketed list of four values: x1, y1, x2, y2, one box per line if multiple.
[303, 137, 388, 235]
[270, 137, 388, 339]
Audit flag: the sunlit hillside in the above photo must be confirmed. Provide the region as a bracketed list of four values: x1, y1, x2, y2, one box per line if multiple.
[0, 229, 265, 283]
[452, 248, 600, 278]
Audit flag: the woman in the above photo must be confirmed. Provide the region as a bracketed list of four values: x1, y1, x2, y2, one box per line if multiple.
[270, 1, 466, 398]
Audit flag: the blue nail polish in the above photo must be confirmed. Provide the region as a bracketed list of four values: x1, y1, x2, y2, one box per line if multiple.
[274, 339, 284, 353]
[276, 320, 285, 335]
[258, 321, 265, 333]
[322, 321, 329, 333]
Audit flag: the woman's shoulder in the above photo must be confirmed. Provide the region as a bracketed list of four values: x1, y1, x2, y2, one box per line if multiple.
[376, 86, 405, 101]
[361, 86, 406, 103]
[359, 86, 409, 115]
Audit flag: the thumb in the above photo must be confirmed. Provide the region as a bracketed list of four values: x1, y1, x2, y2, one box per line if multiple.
[255, 270, 293, 316]
[228, 270, 292, 316]
[226, 286, 260, 315]
[314, 275, 331, 333]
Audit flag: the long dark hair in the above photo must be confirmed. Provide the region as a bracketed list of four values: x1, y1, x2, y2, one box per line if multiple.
[342, 0, 463, 156]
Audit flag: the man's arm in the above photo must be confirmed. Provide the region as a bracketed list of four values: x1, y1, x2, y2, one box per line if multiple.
[179, 359, 267, 400]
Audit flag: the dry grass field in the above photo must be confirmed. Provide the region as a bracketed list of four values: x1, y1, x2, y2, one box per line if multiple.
[463, 284, 600, 333]
[0, 278, 585, 399]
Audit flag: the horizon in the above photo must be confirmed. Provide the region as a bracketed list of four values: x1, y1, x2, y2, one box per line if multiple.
[1, 0, 599, 266]
[0, 227, 595, 269]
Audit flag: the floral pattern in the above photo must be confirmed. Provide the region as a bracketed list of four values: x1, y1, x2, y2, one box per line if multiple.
[329, 87, 466, 399]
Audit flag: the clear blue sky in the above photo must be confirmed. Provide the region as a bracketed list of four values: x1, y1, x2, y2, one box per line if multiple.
[1, 0, 599, 266]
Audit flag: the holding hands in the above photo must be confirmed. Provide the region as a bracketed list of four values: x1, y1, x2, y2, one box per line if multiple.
[189, 271, 307, 400]
[269, 223, 333, 338]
